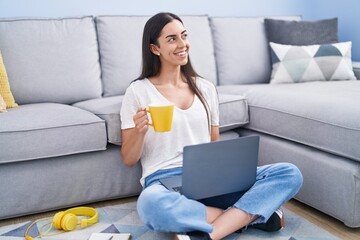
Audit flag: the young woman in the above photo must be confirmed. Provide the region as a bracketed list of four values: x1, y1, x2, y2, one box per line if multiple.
[120, 12, 303, 240]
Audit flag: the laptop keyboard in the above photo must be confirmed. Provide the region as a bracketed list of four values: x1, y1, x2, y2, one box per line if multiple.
[172, 186, 182, 193]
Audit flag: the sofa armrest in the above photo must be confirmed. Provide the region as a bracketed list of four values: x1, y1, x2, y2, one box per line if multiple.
[353, 62, 360, 80]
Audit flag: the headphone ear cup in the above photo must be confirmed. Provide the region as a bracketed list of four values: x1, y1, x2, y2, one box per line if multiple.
[61, 213, 78, 231]
[53, 212, 65, 230]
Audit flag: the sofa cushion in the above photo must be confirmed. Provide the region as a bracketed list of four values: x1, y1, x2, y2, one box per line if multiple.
[218, 93, 249, 132]
[217, 81, 360, 162]
[210, 16, 301, 85]
[95, 16, 147, 97]
[0, 16, 102, 105]
[269, 41, 356, 83]
[264, 18, 338, 45]
[181, 16, 217, 85]
[74, 93, 248, 145]
[354, 62, 360, 79]
[0, 103, 107, 164]
[96, 15, 217, 96]
[73, 96, 123, 145]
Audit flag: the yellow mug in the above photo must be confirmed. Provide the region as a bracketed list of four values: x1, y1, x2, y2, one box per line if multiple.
[147, 104, 174, 132]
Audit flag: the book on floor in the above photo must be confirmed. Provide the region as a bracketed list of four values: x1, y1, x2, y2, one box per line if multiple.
[89, 232, 131, 240]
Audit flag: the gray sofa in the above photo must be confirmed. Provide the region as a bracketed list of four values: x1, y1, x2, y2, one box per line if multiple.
[0, 15, 359, 228]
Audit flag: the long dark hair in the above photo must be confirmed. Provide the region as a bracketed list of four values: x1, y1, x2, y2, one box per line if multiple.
[136, 12, 211, 131]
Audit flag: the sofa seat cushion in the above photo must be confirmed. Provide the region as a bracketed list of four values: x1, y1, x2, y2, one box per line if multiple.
[73, 96, 123, 145]
[74, 93, 249, 145]
[218, 93, 249, 132]
[0, 103, 107, 164]
[218, 81, 360, 161]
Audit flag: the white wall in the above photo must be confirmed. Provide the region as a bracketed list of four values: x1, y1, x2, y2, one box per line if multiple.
[0, 0, 304, 17]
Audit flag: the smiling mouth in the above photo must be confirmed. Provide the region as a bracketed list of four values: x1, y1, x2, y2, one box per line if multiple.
[175, 50, 187, 57]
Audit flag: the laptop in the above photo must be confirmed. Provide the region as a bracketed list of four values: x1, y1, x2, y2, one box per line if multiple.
[160, 135, 259, 208]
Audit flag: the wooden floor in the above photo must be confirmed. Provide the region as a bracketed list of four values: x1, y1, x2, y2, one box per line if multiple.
[1, 197, 359, 239]
[284, 200, 360, 240]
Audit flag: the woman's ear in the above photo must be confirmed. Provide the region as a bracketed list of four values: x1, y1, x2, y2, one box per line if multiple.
[150, 44, 160, 56]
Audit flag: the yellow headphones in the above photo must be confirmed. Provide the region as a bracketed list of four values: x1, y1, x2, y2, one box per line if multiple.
[53, 207, 98, 230]
[24, 207, 98, 239]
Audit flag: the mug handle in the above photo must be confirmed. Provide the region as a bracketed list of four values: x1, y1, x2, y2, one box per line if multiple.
[146, 109, 153, 127]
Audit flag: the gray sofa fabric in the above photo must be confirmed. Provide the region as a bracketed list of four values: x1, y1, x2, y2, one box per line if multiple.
[95, 16, 147, 96]
[0, 103, 107, 163]
[96, 15, 217, 96]
[218, 81, 360, 162]
[354, 62, 360, 79]
[74, 93, 249, 145]
[238, 128, 360, 227]
[0, 144, 142, 219]
[74, 96, 124, 145]
[0, 16, 102, 104]
[210, 16, 301, 85]
[218, 94, 249, 132]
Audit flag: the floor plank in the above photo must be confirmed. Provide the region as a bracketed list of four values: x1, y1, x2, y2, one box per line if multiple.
[285, 199, 360, 240]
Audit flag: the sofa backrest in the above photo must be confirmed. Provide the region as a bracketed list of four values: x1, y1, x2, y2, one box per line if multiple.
[0, 15, 304, 105]
[95, 16, 147, 97]
[0, 16, 102, 105]
[96, 15, 217, 97]
[182, 16, 217, 86]
[210, 16, 301, 85]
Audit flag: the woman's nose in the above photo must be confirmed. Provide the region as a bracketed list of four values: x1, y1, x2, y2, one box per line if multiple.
[178, 38, 187, 48]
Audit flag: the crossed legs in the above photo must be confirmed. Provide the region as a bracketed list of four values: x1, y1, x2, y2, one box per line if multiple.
[137, 163, 303, 239]
[206, 206, 257, 240]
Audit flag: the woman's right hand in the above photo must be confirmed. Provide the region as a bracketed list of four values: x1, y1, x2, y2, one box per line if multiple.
[133, 107, 149, 134]
[121, 107, 149, 167]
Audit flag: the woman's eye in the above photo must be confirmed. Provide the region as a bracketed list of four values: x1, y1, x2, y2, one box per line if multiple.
[168, 37, 176, 42]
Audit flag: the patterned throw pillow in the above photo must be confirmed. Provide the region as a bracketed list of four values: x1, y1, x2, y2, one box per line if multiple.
[269, 41, 356, 84]
[0, 50, 18, 108]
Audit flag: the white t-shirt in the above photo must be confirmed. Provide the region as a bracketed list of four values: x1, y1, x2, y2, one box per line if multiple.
[120, 78, 219, 186]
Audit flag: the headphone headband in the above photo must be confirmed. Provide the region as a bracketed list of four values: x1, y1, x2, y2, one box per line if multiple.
[64, 207, 98, 228]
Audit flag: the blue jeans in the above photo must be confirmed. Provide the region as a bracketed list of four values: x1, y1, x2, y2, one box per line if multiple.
[137, 163, 303, 233]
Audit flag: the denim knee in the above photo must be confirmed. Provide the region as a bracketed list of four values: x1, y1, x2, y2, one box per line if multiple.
[137, 184, 211, 233]
[137, 186, 163, 230]
[280, 162, 303, 193]
[137, 185, 182, 231]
